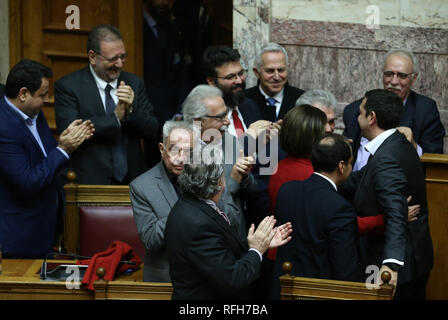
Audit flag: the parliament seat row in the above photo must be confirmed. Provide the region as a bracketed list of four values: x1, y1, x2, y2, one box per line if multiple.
[62, 153, 448, 299]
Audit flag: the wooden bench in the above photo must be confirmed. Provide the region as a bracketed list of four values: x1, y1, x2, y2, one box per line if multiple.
[279, 262, 395, 300]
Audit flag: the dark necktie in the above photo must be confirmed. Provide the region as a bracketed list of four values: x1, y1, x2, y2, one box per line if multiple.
[265, 97, 278, 122]
[105, 84, 128, 182]
[232, 109, 245, 137]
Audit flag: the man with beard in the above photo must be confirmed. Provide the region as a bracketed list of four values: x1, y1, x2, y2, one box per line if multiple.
[343, 49, 445, 171]
[201, 45, 276, 138]
[55, 24, 159, 185]
[142, 0, 189, 169]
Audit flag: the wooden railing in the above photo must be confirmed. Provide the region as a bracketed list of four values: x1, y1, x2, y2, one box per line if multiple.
[420, 153, 448, 299]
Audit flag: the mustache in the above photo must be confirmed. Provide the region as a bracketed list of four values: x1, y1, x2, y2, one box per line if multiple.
[386, 84, 402, 91]
[231, 83, 245, 90]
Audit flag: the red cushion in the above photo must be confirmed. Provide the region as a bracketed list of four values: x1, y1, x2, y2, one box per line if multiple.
[79, 206, 145, 260]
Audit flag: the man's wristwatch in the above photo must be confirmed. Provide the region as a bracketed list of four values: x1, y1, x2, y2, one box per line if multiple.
[384, 262, 400, 271]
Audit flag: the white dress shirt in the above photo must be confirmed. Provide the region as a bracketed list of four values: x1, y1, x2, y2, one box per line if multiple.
[258, 85, 284, 119]
[226, 106, 248, 137]
[353, 126, 422, 172]
[313, 172, 338, 191]
[89, 65, 121, 125]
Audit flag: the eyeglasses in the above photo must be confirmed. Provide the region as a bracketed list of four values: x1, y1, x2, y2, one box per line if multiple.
[215, 69, 247, 82]
[95, 51, 128, 63]
[383, 71, 414, 80]
[204, 109, 229, 121]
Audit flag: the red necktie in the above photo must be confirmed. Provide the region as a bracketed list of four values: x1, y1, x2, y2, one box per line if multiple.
[232, 109, 245, 137]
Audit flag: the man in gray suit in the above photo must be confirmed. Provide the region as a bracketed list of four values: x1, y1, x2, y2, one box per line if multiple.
[182, 85, 260, 240]
[130, 120, 194, 282]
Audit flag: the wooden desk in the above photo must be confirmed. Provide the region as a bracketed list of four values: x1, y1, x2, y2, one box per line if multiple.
[0, 260, 172, 300]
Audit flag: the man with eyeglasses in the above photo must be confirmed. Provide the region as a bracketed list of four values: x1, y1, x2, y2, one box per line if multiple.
[246, 42, 305, 123]
[343, 49, 445, 171]
[201, 45, 275, 139]
[54, 24, 159, 185]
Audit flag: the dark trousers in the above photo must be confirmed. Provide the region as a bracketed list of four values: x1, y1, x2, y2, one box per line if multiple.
[394, 272, 431, 300]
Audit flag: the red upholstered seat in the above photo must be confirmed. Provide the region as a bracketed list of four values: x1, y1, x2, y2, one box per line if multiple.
[79, 206, 145, 260]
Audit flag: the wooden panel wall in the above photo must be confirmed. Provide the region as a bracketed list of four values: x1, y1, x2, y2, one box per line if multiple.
[9, 0, 143, 132]
[421, 154, 448, 300]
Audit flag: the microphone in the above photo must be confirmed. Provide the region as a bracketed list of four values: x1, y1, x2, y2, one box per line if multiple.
[40, 252, 136, 279]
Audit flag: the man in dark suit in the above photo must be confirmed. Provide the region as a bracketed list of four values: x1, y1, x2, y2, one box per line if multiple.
[55, 24, 159, 185]
[142, 0, 189, 169]
[271, 133, 360, 299]
[165, 158, 292, 299]
[245, 42, 304, 122]
[343, 49, 445, 171]
[341, 89, 433, 299]
[201, 45, 277, 138]
[130, 120, 193, 282]
[0, 59, 93, 258]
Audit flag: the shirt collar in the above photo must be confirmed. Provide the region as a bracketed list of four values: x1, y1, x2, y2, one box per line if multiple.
[89, 64, 118, 91]
[313, 172, 338, 191]
[4, 96, 36, 124]
[365, 128, 397, 156]
[258, 85, 284, 104]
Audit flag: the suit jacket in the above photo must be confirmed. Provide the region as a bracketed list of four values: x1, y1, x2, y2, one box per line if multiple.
[340, 131, 433, 284]
[245, 83, 305, 121]
[237, 97, 263, 128]
[343, 90, 445, 161]
[270, 174, 360, 299]
[165, 196, 262, 299]
[0, 97, 68, 257]
[0, 83, 4, 97]
[219, 132, 260, 240]
[129, 161, 178, 282]
[143, 15, 186, 124]
[54, 66, 159, 184]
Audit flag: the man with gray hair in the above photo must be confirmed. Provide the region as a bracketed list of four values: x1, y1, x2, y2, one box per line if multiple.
[246, 42, 305, 122]
[343, 48, 445, 171]
[296, 89, 337, 133]
[165, 158, 292, 299]
[182, 84, 260, 240]
[130, 120, 195, 282]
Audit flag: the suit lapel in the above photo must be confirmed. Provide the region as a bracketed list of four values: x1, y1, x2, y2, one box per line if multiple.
[278, 84, 292, 120]
[1, 99, 46, 159]
[186, 197, 248, 251]
[82, 67, 108, 116]
[155, 162, 178, 208]
[401, 92, 416, 128]
[353, 131, 401, 207]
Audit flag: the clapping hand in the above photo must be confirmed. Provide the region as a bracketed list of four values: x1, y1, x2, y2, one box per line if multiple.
[269, 221, 292, 249]
[115, 81, 134, 120]
[58, 119, 95, 154]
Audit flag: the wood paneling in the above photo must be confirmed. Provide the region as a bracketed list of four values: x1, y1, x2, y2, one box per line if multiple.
[9, 0, 143, 132]
[421, 153, 448, 300]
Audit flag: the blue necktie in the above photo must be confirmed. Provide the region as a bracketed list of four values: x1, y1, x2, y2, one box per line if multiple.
[105, 84, 128, 182]
[265, 97, 278, 121]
